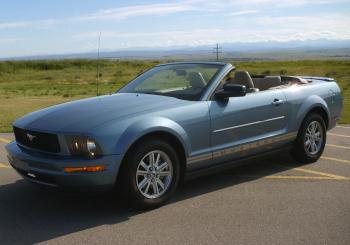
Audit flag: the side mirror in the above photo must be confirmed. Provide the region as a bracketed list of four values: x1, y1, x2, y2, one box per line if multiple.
[215, 84, 246, 100]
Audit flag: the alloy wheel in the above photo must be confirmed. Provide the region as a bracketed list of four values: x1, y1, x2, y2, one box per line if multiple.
[304, 121, 323, 155]
[135, 150, 173, 199]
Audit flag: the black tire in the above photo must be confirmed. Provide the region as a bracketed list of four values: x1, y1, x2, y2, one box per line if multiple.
[291, 113, 326, 163]
[118, 139, 180, 209]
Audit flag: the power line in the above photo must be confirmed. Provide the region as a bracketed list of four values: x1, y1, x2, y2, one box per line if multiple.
[213, 43, 222, 61]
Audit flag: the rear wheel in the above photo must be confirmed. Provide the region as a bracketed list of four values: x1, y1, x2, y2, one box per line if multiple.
[291, 113, 326, 163]
[119, 139, 180, 209]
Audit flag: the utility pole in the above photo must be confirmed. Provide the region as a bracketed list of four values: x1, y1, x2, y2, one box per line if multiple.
[213, 43, 222, 61]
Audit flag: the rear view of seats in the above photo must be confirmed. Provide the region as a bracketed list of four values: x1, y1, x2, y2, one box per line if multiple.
[226, 71, 259, 93]
[252, 76, 282, 91]
[228, 71, 282, 92]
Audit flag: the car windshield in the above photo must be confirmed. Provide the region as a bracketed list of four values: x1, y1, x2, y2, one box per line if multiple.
[118, 63, 223, 101]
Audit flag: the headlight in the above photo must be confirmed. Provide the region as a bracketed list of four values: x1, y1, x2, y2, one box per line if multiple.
[66, 135, 102, 157]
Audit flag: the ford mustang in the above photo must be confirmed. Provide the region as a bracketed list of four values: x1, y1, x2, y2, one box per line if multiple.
[5, 62, 343, 208]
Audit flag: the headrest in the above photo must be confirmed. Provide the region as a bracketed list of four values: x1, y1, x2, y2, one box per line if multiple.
[261, 76, 281, 90]
[233, 71, 254, 89]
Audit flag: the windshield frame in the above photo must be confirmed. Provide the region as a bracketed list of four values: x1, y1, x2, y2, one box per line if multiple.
[117, 63, 225, 101]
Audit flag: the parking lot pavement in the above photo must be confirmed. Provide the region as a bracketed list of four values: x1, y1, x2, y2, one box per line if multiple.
[0, 126, 349, 245]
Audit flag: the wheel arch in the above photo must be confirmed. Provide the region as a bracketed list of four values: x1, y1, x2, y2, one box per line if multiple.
[116, 130, 187, 186]
[305, 107, 329, 129]
[291, 105, 328, 164]
[115, 117, 190, 184]
[295, 95, 330, 131]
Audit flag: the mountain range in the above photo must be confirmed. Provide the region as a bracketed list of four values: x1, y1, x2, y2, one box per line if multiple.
[3, 39, 350, 61]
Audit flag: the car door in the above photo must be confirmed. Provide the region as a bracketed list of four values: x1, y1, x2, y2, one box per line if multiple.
[208, 89, 289, 164]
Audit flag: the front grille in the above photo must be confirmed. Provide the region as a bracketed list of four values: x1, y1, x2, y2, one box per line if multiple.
[13, 126, 60, 153]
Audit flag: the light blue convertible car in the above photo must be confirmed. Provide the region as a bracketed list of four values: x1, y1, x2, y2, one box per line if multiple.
[6, 62, 343, 208]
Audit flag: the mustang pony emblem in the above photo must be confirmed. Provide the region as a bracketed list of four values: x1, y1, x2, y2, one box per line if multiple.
[26, 133, 36, 142]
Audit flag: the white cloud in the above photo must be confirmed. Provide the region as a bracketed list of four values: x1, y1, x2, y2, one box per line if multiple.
[72, 13, 350, 49]
[1, 0, 345, 28]
[0, 21, 31, 29]
[38, 19, 59, 26]
[76, 0, 343, 21]
[0, 19, 59, 29]
[1, 0, 349, 57]
[77, 2, 196, 21]
[218, 0, 346, 7]
[68, 0, 350, 26]
[229, 10, 260, 16]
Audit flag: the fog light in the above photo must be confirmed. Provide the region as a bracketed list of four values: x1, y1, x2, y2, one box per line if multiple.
[64, 165, 106, 173]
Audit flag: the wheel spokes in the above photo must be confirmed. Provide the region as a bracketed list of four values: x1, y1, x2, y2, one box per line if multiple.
[307, 127, 312, 135]
[158, 161, 168, 172]
[138, 177, 149, 189]
[140, 160, 148, 170]
[149, 152, 155, 166]
[136, 150, 173, 199]
[152, 181, 159, 194]
[155, 153, 160, 167]
[144, 180, 151, 194]
[310, 141, 315, 152]
[137, 170, 148, 176]
[304, 121, 324, 155]
[307, 143, 312, 151]
[314, 132, 321, 141]
[158, 171, 171, 177]
[156, 178, 165, 190]
[311, 122, 316, 133]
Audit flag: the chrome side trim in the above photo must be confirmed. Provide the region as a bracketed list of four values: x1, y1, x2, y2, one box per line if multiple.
[187, 132, 297, 165]
[212, 132, 297, 159]
[187, 152, 212, 165]
[213, 116, 286, 133]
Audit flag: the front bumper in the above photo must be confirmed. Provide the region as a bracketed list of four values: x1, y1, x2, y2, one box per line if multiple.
[5, 141, 123, 191]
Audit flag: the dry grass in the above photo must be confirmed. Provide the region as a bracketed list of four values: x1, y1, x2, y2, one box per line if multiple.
[0, 59, 349, 132]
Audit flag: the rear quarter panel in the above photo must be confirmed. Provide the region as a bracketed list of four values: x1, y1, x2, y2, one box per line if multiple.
[282, 81, 342, 132]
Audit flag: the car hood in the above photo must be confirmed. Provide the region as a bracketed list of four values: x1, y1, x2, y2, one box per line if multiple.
[14, 93, 186, 133]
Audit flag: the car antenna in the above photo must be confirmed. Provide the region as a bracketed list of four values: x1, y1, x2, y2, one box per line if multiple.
[96, 31, 101, 96]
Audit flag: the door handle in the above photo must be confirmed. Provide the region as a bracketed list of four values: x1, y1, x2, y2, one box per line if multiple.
[272, 99, 284, 106]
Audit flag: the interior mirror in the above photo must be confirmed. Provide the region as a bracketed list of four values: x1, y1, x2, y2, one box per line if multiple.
[215, 84, 246, 100]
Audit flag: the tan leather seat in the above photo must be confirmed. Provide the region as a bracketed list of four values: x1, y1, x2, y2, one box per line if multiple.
[260, 76, 282, 90]
[252, 78, 264, 90]
[226, 71, 259, 93]
[233, 71, 254, 89]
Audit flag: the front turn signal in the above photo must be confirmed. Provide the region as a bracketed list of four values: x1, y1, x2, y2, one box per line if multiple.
[64, 165, 106, 173]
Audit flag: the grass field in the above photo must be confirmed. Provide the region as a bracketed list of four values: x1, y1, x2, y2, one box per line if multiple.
[0, 59, 349, 132]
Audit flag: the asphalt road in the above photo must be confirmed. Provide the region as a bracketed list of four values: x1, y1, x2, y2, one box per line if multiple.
[0, 127, 350, 245]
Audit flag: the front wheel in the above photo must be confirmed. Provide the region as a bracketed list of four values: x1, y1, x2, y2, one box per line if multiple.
[119, 139, 180, 209]
[291, 113, 326, 163]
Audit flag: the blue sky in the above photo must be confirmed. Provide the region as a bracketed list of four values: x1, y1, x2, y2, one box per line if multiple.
[1, 0, 349, 57]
